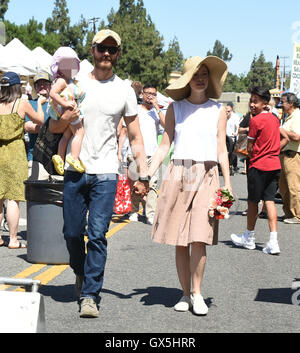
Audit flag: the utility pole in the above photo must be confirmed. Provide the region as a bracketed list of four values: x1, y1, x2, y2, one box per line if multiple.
[89, 17, 100, 34]
[280, 56, 290, 91]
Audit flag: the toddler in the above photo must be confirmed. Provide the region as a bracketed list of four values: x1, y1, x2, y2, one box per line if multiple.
[49, 47, 85, 175]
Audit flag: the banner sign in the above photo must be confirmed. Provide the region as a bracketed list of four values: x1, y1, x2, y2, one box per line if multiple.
[290, 43, 300, 97]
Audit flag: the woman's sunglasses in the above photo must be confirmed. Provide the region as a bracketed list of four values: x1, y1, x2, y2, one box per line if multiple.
[93, 44, 120, 55]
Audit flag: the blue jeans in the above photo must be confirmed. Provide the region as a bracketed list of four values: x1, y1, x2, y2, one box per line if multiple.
[63, 171, 118, 301]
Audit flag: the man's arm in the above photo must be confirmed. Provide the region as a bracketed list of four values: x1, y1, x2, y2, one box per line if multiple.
[279, 127, 291, 150]
[124, 114, 149, 196]
[149, 94, 166, 128]
[282, 128, 300, 142]
[49, 107, 80, 134]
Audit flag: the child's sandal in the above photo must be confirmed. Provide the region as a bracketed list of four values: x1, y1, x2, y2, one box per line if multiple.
[52, 155, 65, 175]
[66, 154, 85, 173]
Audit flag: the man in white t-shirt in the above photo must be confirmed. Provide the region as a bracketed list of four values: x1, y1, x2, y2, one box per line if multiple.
[127, 84, 165, 225]
[49, 29, 149, 318]
[226, 103, 240, 174]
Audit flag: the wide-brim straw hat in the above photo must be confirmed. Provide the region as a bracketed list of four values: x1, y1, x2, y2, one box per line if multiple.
[166, 56, 228, 101]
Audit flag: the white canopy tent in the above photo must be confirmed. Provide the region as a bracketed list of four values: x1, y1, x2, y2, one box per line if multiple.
[77, 59, 93, 78]
[0, 38, 38, 76]
[31, 46, 53, 74]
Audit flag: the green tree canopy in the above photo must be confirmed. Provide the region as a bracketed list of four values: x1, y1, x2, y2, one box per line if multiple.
[45, 0, 71, 46]
[207, 40, 233, 62]
[0, 0, 9, 20]
[246, 51, 275, 90]
[104, 0, 183, 90]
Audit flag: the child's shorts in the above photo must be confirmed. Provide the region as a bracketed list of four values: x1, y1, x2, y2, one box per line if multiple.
[247, 167, 280, 203]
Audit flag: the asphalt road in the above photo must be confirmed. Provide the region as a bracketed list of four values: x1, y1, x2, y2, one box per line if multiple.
[0, 161, 299, 334]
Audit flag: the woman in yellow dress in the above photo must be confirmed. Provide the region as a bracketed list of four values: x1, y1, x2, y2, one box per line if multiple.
[0, 72, 45, 249]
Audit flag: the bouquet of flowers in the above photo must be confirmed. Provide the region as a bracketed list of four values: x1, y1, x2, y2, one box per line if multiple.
[208, 188, 235, 220]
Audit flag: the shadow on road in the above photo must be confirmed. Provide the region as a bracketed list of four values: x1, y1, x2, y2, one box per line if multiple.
[219, 240, 265, 251]
[39, 284, 77, 302]
[255, 287, 297, 305]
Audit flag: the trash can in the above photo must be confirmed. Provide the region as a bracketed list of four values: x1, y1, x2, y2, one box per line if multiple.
[24, 179, 69, 265]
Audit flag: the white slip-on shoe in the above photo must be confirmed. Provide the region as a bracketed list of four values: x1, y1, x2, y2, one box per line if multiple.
[191, 294, 208, 315]
[174, 296, 192, 312]
[147, 216, 154, 225]
[231, 232, 256, 250]
[129, 212, 139, 222]
[263, 241, 280, 255]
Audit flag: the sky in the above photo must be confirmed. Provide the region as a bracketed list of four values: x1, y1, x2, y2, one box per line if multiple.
[4, 0, 300, 76]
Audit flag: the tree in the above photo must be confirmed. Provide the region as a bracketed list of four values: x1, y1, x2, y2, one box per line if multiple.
[207, 40, 233, 62]
[45, 0, 71, 46]
[223, 72, 248, 92]
[0, 0, 9, 20]
[104, 0, 183, 90]
[246, 52, 275, 90]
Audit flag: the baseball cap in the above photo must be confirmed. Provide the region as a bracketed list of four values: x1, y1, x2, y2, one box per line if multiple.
[92, 29, 121, 46]
[0, 71, 21, 86]
[34, 71, 52, 84]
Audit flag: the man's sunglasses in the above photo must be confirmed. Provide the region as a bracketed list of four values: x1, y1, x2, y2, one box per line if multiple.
[93, 44, 120, 55]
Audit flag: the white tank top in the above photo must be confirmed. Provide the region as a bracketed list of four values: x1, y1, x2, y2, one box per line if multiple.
[172, 99, 222, 162]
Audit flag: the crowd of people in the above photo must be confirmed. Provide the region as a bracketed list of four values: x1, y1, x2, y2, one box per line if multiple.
[0, 28, 299, 319]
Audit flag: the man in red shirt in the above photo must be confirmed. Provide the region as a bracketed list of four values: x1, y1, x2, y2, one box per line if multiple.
[231, 87, 285, 255]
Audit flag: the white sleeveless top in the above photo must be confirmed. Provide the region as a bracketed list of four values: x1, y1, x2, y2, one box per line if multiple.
[172, 99, 222, 162]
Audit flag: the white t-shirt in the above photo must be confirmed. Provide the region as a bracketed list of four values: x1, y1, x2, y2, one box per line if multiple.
[137, 105, 160, 157]
[65, 74, 137, 174]
[226, 112, 240, 137]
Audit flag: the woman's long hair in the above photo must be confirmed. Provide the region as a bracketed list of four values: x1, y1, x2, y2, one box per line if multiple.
[0, 84, 22, 104]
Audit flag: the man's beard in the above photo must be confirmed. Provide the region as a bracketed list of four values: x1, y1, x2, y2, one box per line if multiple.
[94, 55, 118, 70]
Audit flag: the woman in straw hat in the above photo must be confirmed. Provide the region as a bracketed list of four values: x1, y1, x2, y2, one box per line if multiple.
[148, 56, 232, 315]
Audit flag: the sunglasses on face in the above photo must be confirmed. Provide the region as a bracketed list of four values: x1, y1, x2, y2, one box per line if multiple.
[93, 44, 120, 55]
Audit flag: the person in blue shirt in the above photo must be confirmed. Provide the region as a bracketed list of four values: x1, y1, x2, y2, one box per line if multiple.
[25, 72, 51, 171]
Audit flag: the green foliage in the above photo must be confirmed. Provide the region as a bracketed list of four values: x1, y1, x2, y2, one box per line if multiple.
[0, 0, 9, 20]
[45, 0, 71, 46]
[246, 52, 275, 90]
[223, 72, 248, 92]
[207, 40, 233, 62]
[1, 0, 276, 95]
[105, 0, 183, 90]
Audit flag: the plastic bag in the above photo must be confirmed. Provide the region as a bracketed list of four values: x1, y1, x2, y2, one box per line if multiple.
[24, 179, 63, 206]
[113, 175, 132, 214]
[233, 134, 249, 158]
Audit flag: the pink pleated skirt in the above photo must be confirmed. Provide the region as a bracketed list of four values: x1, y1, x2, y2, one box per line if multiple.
[151, 160, 220, 246]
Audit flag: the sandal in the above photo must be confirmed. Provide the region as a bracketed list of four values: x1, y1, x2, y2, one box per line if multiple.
[66, 154, 85, 173]
[52, 154, 65, 175]
[8, 241, 27, 249]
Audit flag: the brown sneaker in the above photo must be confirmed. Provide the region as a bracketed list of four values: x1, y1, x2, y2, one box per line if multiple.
[80, 298, 99, 318]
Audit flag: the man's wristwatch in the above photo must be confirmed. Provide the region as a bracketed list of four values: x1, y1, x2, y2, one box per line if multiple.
[139, 175, 151, 182]
[156, 108, 162, 114]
